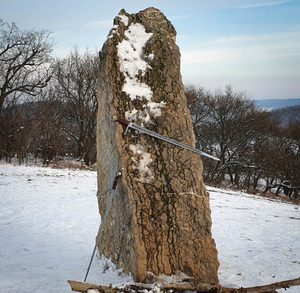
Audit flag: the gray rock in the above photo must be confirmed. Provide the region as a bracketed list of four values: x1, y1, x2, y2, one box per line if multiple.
[96, 7, 219, 284]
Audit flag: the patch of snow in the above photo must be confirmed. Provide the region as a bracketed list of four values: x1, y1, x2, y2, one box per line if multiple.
[125, 102, 166, 125]
[141, 286, 161, 293]
[122, 78, 153, 102]
[147, 52, 154, 61]
[125, 108, 150, 124]
[158, 271, 192, 284]
[118, 14, 129, 26]
[147, 102, 166, 118]
[117, 23, 165, 124]
[117, 23, 153, 101]
[129, 144, 153, 183]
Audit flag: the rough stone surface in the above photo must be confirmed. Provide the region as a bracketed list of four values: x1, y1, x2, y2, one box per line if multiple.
[96, 7, 219, 285]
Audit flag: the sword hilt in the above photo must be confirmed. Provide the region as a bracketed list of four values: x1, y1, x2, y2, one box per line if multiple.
[114, 117, 130, 132]
[114, 117, 129, 126]
[112, 171, 122, 190]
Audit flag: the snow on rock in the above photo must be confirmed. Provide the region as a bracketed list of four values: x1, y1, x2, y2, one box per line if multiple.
[107, 14, 129, 39]
[156, 271, 193, 284]
[118, 14, 129, 26]
[116, 21, 160, 183]
[124, 102, 166, 124]
[125, 108, 150, 124]
[117, 23, 153, 101]
[147, 52, 155, 61]
[117, 22, 165, 124]
[146, 101, 166, 118]
[129, 144, 153, 183]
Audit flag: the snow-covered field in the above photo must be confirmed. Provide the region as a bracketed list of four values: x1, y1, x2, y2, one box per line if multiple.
[0, 163, 299, 292]
[209, 187, 300, 292]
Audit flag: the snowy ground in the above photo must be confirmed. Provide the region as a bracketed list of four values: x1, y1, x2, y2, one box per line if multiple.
[0, 164, 299, 292]
[209, 187, 300, 292]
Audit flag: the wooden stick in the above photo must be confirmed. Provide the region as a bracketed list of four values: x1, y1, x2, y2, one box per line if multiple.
[68, 280, 112, 292]
[68, 280, 219, 292]
[68, 276, 300, 293]
[230, 276, 300, 293]
[68, 280, 153, 293]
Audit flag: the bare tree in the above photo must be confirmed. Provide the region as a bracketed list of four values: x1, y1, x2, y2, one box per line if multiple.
[0, 98, 37, 163]
[31, 92, 66, 165]
[0, 19, 53, 112]
[187, 85, 300, 197]
[53, 49, 99, 165]
[187, 85, 257, 183]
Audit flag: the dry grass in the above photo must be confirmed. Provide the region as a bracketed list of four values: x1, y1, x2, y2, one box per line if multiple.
[49, 160, 96, 171]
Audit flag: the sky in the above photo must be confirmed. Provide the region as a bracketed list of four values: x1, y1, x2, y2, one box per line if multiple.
[1, 0, 300, 99]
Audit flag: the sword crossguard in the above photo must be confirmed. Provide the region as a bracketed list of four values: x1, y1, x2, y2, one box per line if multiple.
[115, 117, 129, 126]
[115, 117, 130, 132]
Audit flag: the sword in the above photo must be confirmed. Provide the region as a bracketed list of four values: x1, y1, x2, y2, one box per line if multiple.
[115, 118, 220, 161]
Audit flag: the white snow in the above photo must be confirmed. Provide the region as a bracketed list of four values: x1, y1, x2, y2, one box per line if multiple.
[117, 23, 165, 124]
[146, 102, 166, 118]
[125, 108, 150, 124]
[0, 164, 299, 292]
[124, 102, 166, 124]
[0, 164, 132, 293]
[129, 144, 153, 183]
[122, 79, 153, 102]
[117, 23, 153, 102]
[116, 21, 166, 175]
[123, 93, 164, 125]
[107, 14, 128, 39]
[118, 14, 129, 27]
[147, 53, 155, 61]
[87, 289, 100, 293]
[209, 186, 300, 293]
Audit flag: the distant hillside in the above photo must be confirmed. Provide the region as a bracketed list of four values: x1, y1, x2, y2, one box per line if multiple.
[254, 98, 300, 110]
[271, 104, 300, 126]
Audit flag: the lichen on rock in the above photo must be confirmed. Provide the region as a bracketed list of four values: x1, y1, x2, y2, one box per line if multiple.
[96, 7, 219, 285]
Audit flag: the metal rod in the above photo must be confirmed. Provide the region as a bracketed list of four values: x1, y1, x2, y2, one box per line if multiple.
[83, 169, 123, 282]
[84, 241, 97, 282]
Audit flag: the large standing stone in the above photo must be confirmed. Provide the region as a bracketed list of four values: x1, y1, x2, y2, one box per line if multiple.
[96, 7, 219, 285]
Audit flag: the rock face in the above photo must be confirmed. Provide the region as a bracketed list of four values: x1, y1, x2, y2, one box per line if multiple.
[96, 7, 219, 285]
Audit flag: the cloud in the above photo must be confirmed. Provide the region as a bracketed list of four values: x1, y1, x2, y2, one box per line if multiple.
[238, 0, 291, 9]
[211, 31, 300, 46]
[83, 19, 113, 30]
[180, 31, 300, 66]
[211, 35, 258, 46]
[181, 50, 229, 64]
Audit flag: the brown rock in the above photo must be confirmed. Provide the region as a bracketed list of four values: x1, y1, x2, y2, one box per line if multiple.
[96, 7, 219, 285]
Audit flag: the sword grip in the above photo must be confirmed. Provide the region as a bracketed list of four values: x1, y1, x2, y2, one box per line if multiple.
[115, 117, 129, 126]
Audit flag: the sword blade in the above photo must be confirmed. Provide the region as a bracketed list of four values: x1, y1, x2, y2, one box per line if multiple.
[126, 122, 220, 162]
